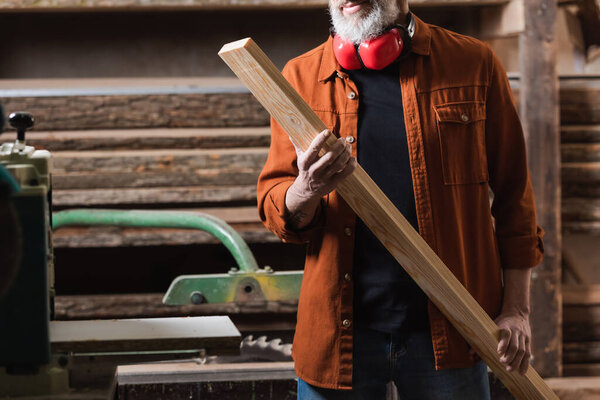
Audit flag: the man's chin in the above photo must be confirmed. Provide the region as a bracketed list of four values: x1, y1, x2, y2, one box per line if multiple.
[329, 0, 398, 44]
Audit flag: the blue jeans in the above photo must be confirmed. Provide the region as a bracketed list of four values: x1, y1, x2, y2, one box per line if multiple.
[297, 328, 491, 400]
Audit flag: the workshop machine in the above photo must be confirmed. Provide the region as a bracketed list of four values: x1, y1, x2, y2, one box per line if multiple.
[0, 107, 301, 397]
[0, 110, 53, 375]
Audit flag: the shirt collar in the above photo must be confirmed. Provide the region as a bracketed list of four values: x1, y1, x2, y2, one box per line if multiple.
[318, 12, 432, 83]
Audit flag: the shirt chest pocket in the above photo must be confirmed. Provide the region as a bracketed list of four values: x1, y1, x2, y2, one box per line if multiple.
[434, 101, 488, 185]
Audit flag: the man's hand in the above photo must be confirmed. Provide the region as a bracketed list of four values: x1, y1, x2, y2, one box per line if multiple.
[285, 129, 356, 229]
[495, 310, 532, 375]
[291, 129, 356, 200]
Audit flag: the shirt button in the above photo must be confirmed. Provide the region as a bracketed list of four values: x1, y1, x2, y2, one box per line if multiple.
[344, 227, 352, 236]
[345, 136, 355, 144]
[344, 273, 352, 281]
[342, 319, 352, 328]
[347, 92, 356, 100]
[461, 113, 469, 122]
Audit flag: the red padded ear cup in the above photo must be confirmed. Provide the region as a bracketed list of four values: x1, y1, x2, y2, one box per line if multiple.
[332, 28, 405, 70]
[333, 34, 362, 70]
[358, 28, 403, 70]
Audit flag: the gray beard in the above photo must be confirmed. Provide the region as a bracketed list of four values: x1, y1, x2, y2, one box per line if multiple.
[329, 0, 400, 45]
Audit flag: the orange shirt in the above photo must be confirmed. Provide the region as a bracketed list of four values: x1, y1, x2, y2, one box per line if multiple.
[257, 14, 544, 390]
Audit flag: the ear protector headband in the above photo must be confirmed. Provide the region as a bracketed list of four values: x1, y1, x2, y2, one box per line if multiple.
[333, 12, 415, 70]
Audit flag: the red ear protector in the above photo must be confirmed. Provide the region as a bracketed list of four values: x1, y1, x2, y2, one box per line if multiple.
[332, 13, 415, 70]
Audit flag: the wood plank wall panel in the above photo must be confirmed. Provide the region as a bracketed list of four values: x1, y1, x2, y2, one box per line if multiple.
[0, 93, 269, 130]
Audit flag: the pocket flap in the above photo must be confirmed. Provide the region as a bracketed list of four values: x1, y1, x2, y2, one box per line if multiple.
[434, 101, 486, 124]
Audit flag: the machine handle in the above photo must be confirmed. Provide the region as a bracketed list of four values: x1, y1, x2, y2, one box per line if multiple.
[9, 112, 34, 142]
[52, 209, 259, 273]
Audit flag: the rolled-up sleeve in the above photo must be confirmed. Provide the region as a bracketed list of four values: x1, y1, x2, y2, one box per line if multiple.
[484, 45, 544, 269]
[256, 65, 326, 245]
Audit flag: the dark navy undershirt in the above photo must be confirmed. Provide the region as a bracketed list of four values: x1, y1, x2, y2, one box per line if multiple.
[346, 62, 429, 333]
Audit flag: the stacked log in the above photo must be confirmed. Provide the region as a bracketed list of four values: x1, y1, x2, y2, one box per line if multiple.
[563, 285, 600, 376]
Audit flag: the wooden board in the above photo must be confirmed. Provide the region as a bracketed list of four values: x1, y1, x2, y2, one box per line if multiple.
[562, 221, 600, 235]
[561, 125, 600, 143]
[562, 143, 600, 162]
[0, 0, 509, 13]
[52, 170, 260, 190]
[52, 185, 257, 208]
[48, 147, 267, 190]
[52, 224, 276, 248]
[564, 284, 600, 305]
[562, 162, 600, 183]
[0, 92, 268, 130]
[53, 294, 297, 333]
[51, 206, 278, 248]
[54, 293, 297, 319]
[0, 77, 244, 89]
[563, 363, 600, 377]
[558, 79, 600, 125]
[1, 127, 270, 151]
[49, 316, 241, 354]
[562, 198, 600, 221]
[117, 361, 296, 385]
[509, 78, 600, 125]
[563, 182, 600, 197]
[563, 305, 600, 342]
[115, 361, 297, 400]
[563, 341, 600, 363]
[0, 390, 108, 400]
[563, 285, 600, 343]
[219, 38, 558, 400]
[0, 78, 268, 131]
[52, 148, 268, 174]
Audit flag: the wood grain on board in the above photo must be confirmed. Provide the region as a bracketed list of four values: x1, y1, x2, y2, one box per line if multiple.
[52, 148, 267, 174]
[54, 293, 297, 320]
[1, 127, 270, 151]
[0, 78, 268, 131]
[52, 185, 257, 208]
[561, 125, 600, 143]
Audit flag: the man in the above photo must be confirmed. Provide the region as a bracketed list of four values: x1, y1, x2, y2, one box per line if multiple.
[257, 0, 544, 398]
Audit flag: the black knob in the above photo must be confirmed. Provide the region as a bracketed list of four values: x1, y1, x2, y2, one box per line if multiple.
[9, 112, 34, 141]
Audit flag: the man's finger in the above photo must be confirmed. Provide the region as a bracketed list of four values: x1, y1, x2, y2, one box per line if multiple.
[519, 338, 531, 375]
[501, 331, 520, 368]
[310, 138, 347, 174]
[497, 328, 511, 356]
[508, 334, 526, 372]
[303, 130, 331, 166]
[326, 142, 352, 176]
[332, 157, 357, 183]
